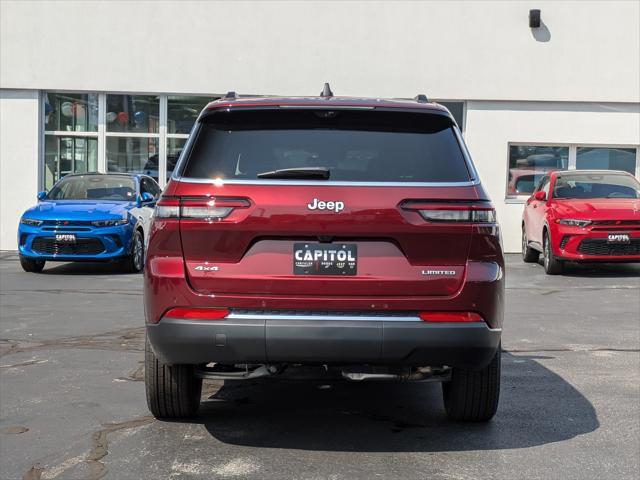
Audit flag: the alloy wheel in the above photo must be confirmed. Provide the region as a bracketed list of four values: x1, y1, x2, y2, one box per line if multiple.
[133, 235, 143, 271]
[544, 236, 550, 270]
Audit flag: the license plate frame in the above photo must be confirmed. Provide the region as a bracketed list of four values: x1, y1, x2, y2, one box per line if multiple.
[607, 233, 630, 244]
[293, 243, 357, 276]
[55, 233, 77, 243]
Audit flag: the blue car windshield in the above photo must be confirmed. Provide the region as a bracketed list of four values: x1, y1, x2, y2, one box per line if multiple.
[47, 175, 136, 201]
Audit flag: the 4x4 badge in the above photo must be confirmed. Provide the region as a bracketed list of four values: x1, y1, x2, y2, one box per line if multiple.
[194, 265, 219, 271]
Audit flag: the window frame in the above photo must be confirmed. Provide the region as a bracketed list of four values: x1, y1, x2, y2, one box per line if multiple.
[41, 91, 219, 190]
[506, 142, 640, 202]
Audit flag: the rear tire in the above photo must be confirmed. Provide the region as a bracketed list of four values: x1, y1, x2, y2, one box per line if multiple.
[543, 231, 563, 275]
[442, 347, 501, 422]
[124, 230, 144, 273]
[145, 336, 202, 419]
[19, 256, 45, 273]
[521, 226, 539, 263]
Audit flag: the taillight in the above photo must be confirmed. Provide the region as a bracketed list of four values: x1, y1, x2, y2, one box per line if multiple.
[402, 201, 496, 224]
[164, 307, 230, 320]
[154, 198, 180, 218]
[419, 311, 484, 322]
[154, 197, 250, 220]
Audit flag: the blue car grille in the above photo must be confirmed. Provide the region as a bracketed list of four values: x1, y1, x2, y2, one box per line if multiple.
[41, 227, 92, 232]
[41, 220, 93, 226]
[32, 237, 105, 255]
[40, 220, 93, 232]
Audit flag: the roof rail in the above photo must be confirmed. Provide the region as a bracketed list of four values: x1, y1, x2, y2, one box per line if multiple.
[414, 94, 429, 103]
[320, 83, 333, 98]
[223, 91, 238, 100]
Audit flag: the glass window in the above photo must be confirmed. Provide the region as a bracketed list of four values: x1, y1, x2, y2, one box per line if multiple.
[44, 136, 98, 189]
[166, 137, 187, 180]
[140, 177, 162, 197]
[168, 96, 214, 134]
[48, 174, 136, 201]
[184, 110, 470, 183]
[106, 137, 159, 176]
[576, 147, 636, 174]
[106, 94, 159, 133]
[534, 175, 549, 194]
[44, 92, 98, 132]
[508, 145, 569, 196]
[438, 102, 464, 130]
[554, 172, 639, 199]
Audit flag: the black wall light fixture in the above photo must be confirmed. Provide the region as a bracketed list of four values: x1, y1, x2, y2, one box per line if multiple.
[529, 9, 541, 28]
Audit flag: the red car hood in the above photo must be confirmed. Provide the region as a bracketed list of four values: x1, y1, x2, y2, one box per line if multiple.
[553, 199, 640, 220]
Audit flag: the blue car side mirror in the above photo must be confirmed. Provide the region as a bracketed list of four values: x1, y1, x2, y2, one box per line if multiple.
[138, 192, 155, 207]
[37, 191, 47, 201]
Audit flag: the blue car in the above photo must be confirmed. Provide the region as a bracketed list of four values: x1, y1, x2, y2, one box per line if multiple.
[18, 173, 161, 273]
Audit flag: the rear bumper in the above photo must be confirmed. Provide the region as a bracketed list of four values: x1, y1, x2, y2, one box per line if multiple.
[147, 314, 501, 368]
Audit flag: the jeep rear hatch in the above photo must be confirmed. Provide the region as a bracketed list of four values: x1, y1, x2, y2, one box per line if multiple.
[166, 108, 489, 297]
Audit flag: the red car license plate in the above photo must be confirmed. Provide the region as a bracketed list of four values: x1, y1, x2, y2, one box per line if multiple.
[607, 233, 630, 244]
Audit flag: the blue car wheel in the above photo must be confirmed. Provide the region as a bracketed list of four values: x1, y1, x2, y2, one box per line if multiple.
[20, 255, 45, 273]
[123, 230, 144, 273]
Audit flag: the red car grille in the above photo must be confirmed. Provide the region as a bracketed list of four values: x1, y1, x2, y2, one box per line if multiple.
[32, 237, 105, 255]
[591, 220, 640, 231]
[577, 238, 640, 256]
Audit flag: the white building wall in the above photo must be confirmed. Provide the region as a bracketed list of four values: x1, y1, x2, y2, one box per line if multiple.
[0, 90, 40, 250]
[465, 101, 640, 252]
[1, 0, 639, 102]
[1, 1, 639, 252]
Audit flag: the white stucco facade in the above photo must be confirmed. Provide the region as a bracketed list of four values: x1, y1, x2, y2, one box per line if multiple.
[465, 101, 640, 248]
[0, 90, 40, 250]
[1, 0, 639, 251]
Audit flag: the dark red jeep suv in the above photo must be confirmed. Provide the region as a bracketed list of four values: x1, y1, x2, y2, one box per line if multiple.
[144, 87, 504, 421]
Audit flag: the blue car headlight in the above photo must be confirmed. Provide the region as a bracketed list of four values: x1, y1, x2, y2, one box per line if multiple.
[91, 217, 129, 227]
[20, 217, 43, 226]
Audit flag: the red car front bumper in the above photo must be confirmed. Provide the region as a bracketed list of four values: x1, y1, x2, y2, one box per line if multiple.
[551, 224, 640, 262]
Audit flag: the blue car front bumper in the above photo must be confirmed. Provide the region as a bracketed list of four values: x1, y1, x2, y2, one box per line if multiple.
[18, 223, 134, 262]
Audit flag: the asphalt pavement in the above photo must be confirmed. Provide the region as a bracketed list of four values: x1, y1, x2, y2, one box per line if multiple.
[0, 253, 638, 480]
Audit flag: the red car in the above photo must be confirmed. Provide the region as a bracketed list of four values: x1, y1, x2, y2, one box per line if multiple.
[522, 170, 640, 274]
[144, 87, 504, 422]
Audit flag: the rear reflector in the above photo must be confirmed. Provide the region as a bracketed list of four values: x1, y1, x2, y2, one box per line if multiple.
[419, 311, 483, 323]
[164, 307, 230, 320]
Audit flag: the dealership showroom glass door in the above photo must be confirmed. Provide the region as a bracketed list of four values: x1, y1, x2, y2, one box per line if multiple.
[42, 92, 214, 189]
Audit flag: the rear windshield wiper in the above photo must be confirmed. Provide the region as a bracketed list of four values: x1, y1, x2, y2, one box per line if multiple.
[257, 167, 330, 180]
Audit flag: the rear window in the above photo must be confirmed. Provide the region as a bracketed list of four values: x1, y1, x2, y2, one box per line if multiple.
[180, 109, 471, 183]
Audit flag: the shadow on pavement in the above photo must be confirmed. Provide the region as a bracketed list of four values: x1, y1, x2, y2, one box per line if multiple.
[180, 352, 599, 452]
[41, 261, 136, 276]
[555, 262, 640, 278]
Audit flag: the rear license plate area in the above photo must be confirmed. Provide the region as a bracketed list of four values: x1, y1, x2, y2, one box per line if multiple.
[55, 233, 77, 243]
[293, 243, 357, 275]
